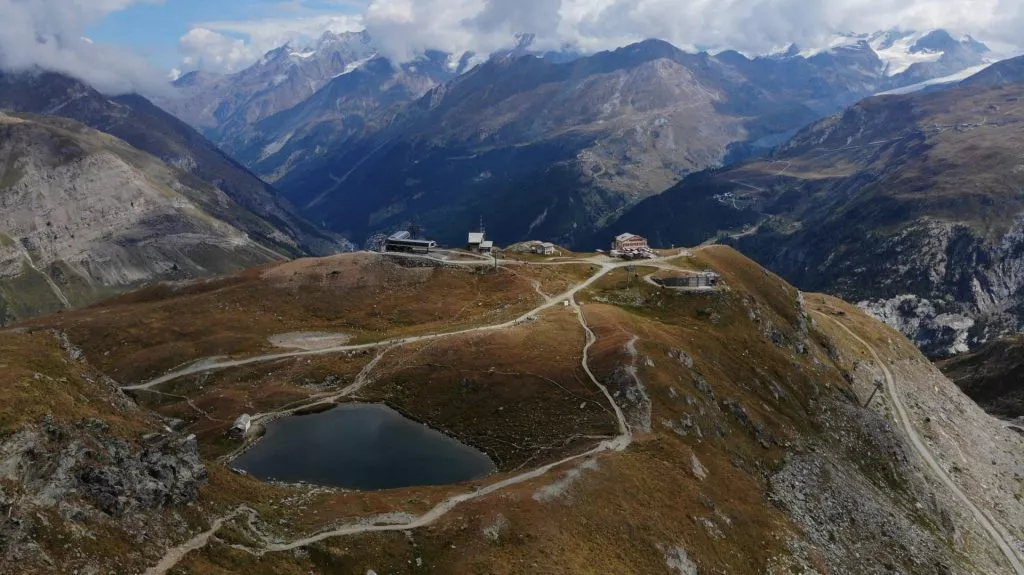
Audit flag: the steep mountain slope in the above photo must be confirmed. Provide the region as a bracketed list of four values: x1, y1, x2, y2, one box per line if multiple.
[9, 246, 1023, 573]
[0, 70, 343, 255]
[160, 32, 377, 148]
[939, 336, 1024, 418]
[267, 34, 990, 247]
[604, 63, 1024, 356]
[0, 112, 289, 323]
[238, 51, 462, 179]
[962, 53, 1024, 87]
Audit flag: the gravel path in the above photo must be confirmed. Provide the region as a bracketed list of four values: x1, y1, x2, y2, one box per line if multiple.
[816, 311, 1024, 574]
[141, 275, 636, 572]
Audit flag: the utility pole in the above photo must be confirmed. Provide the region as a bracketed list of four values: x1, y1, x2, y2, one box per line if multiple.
[863, 380, 883, 408]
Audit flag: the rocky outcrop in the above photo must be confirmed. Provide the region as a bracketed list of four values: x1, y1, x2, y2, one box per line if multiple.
[859, 295, 975, 355]
[855, 215, 1024, 357]
[0, 417, 207, 564]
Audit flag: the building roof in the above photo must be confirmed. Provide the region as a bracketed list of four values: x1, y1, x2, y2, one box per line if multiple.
[468, 232, 485, 244]
[615, 233, 642, 242]
[390, 230, 412, 240]
[480, 240, 494, 249]
[387, 237, 435, 246]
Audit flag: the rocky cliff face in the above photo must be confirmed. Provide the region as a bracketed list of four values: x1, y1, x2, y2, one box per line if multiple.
[0, 329, 210, 574]
[0, 112, 286, 322]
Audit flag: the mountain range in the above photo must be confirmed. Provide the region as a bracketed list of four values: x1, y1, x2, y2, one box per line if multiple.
[605, 54, 1024, 357]
[160, 29, 993, 246]
[4, 21, 1024, 575]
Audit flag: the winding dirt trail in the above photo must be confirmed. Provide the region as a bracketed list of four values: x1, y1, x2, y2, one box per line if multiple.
[815, 311, 1024, 574]
[142, 271, 635, 572]
[125, 252, 689, 392]
[144, 507, 255, 575]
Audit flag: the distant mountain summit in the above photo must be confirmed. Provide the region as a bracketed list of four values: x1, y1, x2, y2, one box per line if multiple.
[153, 28, 997, 250]
[795, 28, 991, 79]
[158, 31, 378, 147]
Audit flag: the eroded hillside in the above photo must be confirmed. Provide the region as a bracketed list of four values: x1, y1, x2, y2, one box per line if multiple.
[4, 247, 1022, 574]
[0, 112, 288, 324]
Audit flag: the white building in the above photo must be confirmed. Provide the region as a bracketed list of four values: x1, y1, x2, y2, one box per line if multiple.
[468, 232, 485, 251]
[532, 242, 557, 256]
[613, 233, 649, 252]
[229, 414, 252, 439]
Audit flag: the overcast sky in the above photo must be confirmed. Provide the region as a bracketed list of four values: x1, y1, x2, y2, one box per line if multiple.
[1, 0, 1021, 93]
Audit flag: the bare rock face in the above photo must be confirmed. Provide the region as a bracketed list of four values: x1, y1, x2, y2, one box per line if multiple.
[0, 112, 285, 322]
[856, 215, 1024, 357]
[770, 400, 957, 574]
[859, 294, 976, 357]
[0, 417, 207, 562]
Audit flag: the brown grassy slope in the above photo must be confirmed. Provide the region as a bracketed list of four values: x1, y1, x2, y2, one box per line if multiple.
[9, 246, 1000, 574]
[23, 253, 554, 384]
[171, 246, 948, 574]
[0, 330, 148, 437]
[358, 308, 617, 470]
[136, 351, 376, 460]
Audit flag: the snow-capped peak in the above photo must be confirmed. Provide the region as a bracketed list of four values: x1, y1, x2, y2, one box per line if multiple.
[796, 29, 990, 76]
[870, 31, 943, 75]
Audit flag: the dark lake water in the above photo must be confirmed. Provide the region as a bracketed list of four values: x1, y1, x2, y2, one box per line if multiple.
[233, 403, 495, 490]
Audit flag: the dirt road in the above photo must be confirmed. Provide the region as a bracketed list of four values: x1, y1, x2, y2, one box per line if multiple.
[127, 251, 688, 392]
[141, 272, 635, 572]
[815, 311, 1024, 574]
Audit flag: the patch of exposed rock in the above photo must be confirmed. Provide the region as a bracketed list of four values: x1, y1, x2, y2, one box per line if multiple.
[0, 417, 207, 568]
[606, 365, 653, 434]
[769, 399, 964, 574]
[859, 294, 976, 357]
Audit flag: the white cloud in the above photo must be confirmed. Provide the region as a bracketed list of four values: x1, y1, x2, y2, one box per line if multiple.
[0, 0, 170, 95]
[179, 0, 1024, 74]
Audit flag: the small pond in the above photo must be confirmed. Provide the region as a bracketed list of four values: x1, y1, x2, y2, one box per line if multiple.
[233, 403, 495, 490]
